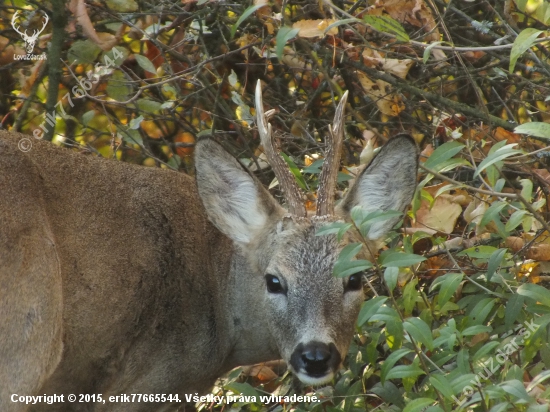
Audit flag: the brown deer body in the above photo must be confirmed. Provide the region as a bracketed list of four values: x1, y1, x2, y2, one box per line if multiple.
[0, 82, 418, 411]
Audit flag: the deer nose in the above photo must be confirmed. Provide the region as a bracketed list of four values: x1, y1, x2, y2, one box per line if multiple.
[291, 341, 341, 378]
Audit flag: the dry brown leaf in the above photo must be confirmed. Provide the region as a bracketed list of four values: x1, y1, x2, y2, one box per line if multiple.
[18, 60, 45, 97]
[292, 19, 337, 38]
[243, 364, 278, 381]
[464, 198, 490, 234]
[493, 126, 522, 144]
[413, 195, 462, 234]
[0, 35, 26, 65]
[362, 49, 414, 79]
[69, 0, 119, 50]
[526, 244, 550, 261]
[533, 169, 550, 187]
[372, 0, 440, 42]
[505, 236, 524, 252]
[282, 50, 312, 70]
[356, 71, 404, 116]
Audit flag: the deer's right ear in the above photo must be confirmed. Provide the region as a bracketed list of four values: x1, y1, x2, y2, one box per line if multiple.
[195, 139, 283, 244]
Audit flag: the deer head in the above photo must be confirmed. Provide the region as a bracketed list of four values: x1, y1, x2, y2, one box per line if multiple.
[11, 10, 49, 54]
[194, 80, 418, 385]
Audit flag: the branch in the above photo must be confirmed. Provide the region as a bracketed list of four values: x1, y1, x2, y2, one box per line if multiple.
[44, 0, 67, 141]
[342, 55, 517, 131]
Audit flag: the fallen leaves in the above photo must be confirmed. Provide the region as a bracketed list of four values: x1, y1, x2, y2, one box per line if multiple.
[292, 19, 338, 38]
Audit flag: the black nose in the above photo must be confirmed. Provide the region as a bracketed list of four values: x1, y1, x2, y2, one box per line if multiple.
[290, 341, 341, 377]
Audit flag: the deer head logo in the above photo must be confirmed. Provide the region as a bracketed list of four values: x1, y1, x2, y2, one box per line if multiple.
[11, 10, 49, 54]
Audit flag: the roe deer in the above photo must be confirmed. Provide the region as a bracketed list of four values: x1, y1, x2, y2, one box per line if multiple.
[0, 81, 418, 411]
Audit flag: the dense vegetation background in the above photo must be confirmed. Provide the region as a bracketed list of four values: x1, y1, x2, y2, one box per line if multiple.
[1, 0, 550, 411]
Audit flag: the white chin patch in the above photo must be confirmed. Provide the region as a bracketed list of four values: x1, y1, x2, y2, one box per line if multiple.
[295, 371, 334, 386]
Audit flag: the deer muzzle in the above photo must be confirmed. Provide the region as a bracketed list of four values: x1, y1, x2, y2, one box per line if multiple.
[289, 341, 341, 385]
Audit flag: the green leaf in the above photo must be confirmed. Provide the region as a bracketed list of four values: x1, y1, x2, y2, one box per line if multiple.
[81, 110, 95, 127]
[423, 41, 443, 64]
[505, 294, 524, 329]
[458, 245, 499, 259]
[499, 379, 531, 401]
[380, 251, 426, 267]
[380, 348, 413, 383]
[520, 179, 533, 202]
[302, 158, 324, 174]
[369, 382, 405, 408]
[429, 374, 455, 399]
[315, 221, 352, 242]
[385, 364, 425, 381]
[106, 70, 132, 102]
[325, 18, 360, 33]
[486, 248, 507, 281]
[479, 201, 508, 233]
[404, 317, 434, 351]
[509, 28, 543, 72]
[402, 278, 418, 315]
[515, 122, 550, 140]
[231, 4, 265, 38]
[474, 144, 522, 178]
[384, 267, 399, 292]
[526, 370, 550, 392]
[505, 210, 529, 232]
[462, 325, 492, 336]
[411, 231, 432, 245]
[275, 26, 300, 61]
[337, 243, 362, 262]
[333, 259, 372, 278]
[467, 298, 497, 326]
[224, 382, 260, 398]
[68, 40, 102, 64]
[518, 283, 550, 308]
[357, 296, 388, 326]
[432, 157, 471, 174]
[472, 341, 501, 362]
[451, 373, 477, 394]
[363, 15, 409, 42]
[333, 243, 372, 278]
[128, 115, 144, 129]
[136, 98, 163, 114]
[134, 54, 157, 74]
[432, 272, 463, 307]
[281, 152, 307, 191]
[119, 129, 143, 147]
[402, 397, 435, 412]
[490, 402, 512, 412]
[424, 141, 465, 170]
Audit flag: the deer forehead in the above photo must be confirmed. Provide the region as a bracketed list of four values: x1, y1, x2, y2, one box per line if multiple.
[265, 218, 343, 276]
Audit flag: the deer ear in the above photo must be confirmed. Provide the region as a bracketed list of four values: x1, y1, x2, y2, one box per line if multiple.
[195, 139, 283, 243]
[337, 134, 418, 239]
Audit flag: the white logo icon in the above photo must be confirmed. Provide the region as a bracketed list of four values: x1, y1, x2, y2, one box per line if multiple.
[11, 10, 49, 54]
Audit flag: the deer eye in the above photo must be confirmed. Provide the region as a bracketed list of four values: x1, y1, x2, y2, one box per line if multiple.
[346, 273, 363, 292]
[265, 274, 285, 294]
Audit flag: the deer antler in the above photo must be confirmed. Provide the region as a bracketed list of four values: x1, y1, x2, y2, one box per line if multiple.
[11, 11, 26, 37]
[255, 80, 306, 218]
[316, 90, 349, 217]
[34, 12, 49, 37]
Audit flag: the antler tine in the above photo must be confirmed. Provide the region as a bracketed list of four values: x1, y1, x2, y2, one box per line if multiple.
[255, 80, 306, 217]
[39, 13, 49, 33]
[316, 90, 349, 217]
[11, 11, 25, 36]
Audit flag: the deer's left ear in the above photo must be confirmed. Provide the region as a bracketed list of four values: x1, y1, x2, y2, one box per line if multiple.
[336, 134, 418, 239]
